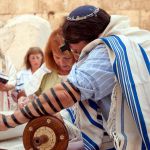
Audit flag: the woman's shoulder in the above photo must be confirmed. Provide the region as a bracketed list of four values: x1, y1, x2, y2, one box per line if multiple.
[17, 69, 31, 77]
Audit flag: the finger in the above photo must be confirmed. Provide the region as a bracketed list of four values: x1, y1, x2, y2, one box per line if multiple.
[19, 103, 25, 109]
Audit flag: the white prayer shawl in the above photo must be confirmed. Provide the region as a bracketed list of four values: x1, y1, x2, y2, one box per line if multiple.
[62, 100, 115, 150]
[101, 15, 150, 56]
[79, 15, 150, 150]
[0, 55, 16, 111]
[81, 37, 150, 150]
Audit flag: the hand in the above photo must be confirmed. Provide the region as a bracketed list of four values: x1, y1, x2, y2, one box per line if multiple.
[17, 90, 26, 99]
[18, 96, 30, 109]
[11, 90, 19, 103]
[0, 114, 9, 131]
[0, 82, 10, 91]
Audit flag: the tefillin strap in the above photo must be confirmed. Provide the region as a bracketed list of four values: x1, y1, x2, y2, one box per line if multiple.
[67, 79, 80, 94]
[59, 41, 71, 52]
[24, 105, 36, 118]
[50, 88, 64, 109]
[42, 93, 58, 113]
[20, 103, 44, 119]
[2, 114, 14, 128]
[11, 114, 22, 125]
[61, 82, 77, 103]
[20, 108, 32, 119]
[31, 100, 44, 116]
[35, 97, 49, 115]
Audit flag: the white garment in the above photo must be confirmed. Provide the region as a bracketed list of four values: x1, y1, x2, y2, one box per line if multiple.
[76, 15, 150, 150]
[101, 15, 150, 57]
[16, 68, 33, 91]
[23, 63, 51, 96]
[0, 56, 16, 111]
[79, 27, 150, 149]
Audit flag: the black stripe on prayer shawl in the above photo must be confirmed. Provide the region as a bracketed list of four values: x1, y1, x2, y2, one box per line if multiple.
[31, 100, 43, 116]
[2, 115, 13, 128]
[42, 93, 58, 113]
[67, 79, 80, 94]
[50, 88, 64, 109]
[61, 82, 77, 103]
[20, 108, 32, 119]
[24, 105, 36, 118]
[11, 114, 22, 125]
[35, 98, 49, 115]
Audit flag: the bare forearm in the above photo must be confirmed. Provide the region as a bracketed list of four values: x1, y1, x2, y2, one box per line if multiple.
[7, 84, 15, 90]
[0, 83, 15, 91]
[1, 81, 80, 129]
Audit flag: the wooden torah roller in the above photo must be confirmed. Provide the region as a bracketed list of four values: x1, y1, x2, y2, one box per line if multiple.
[23, 115, 69, 150]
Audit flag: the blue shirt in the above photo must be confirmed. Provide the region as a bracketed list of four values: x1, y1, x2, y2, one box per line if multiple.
[67, 44, 115, 101]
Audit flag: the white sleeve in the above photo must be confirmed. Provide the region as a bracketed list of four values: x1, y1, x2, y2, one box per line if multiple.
[5, 56, 17, 86]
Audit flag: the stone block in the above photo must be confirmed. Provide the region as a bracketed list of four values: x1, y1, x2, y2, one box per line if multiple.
[0, 15, 12, 23]
[109, 10, 140, 27]
[102, 0, 150, 11]
[101, 0, 131, 10]
[36, 13, 49, 21]
[140, 10, 150, 30]
[9, 0, 38, 14]
[64, 0, 87, 12]
[0, 0, 9, 14]
[129, 0, 150, 10]
[38, 0, 65, 13]
[0, 15, 51, 70]
[48, 12, 68, 29]
[64, 0, 103, 11]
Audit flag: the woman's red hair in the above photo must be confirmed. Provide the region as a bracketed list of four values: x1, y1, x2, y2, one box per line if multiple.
[44, 28, 74, 73]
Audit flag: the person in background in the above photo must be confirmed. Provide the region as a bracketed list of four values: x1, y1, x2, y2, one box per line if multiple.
[5, 4, 150, 148]
[35, 27, 75, 95]
[18, 28, 75, 103]
[16, 47, 44, 91]
[11, 47, 44, 102]
[18, 28, 115, 150]
[18, 28, 84, 149]
[0, 49, 17, 111]
[7, 28, 82, 149]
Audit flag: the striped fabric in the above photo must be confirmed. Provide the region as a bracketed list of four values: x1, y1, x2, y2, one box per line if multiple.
[78, 35, 150, 149]
[67, 44, 116, 149]
[100, 35, 150, 150]
[68, 44, 116, 101]
[62, 100, 115, 150]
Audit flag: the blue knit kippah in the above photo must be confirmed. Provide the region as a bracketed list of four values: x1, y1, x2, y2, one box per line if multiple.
[67, 5, 99, 21]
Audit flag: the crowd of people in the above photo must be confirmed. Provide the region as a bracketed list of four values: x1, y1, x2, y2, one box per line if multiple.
[0, 4, 150, 150]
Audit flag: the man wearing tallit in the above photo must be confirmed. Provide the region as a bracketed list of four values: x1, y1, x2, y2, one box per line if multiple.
[0, 50, 16, 111]
[0, 5, 149, 150]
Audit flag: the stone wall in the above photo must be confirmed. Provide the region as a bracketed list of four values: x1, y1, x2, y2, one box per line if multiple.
[0, 0, 150, 30]
[0, 14, 51, 70]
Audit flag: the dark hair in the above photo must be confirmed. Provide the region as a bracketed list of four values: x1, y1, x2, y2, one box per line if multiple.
[62, 8, 110, 44]
[24, 47, 44, 69]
